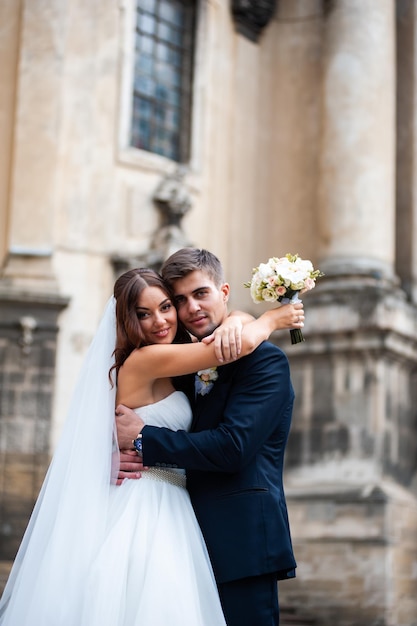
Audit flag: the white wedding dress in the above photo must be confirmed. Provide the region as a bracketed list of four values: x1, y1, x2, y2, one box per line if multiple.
[0, 391, 226, 626]
[80, 391, 227, 626]
[0, 298, 226, 626]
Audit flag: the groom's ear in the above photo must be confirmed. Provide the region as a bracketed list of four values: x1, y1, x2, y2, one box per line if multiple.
[220, 283, 230, 302]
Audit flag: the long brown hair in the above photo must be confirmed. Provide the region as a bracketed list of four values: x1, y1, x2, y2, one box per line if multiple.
[110, 268, 189, 383]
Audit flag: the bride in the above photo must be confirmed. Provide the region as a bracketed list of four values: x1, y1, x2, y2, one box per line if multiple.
[0, 268, 303, 625]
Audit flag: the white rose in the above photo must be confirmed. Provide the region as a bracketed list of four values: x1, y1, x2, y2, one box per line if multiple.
[296, 259, 313, 274]
[261, 287, 278, 302]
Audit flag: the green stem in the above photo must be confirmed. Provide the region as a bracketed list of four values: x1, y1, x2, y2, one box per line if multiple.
[290, 328, 305, 344]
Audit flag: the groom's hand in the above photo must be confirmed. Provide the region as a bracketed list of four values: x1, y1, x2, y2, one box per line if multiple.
[115, 404, 144, 450]
[116, 450, 147, 485]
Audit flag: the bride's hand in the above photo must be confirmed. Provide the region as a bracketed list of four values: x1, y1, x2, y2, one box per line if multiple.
[271, 302, 305, 329]
[202, 316, 244, 362]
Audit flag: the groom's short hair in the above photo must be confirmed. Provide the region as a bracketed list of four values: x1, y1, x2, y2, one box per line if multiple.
[161, 248, 225, 287]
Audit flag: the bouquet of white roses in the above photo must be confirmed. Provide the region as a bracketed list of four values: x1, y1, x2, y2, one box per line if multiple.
[244, 253, 323, 344]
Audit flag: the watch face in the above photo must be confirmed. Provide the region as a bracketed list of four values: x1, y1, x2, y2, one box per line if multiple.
[133, 436, 143, 455]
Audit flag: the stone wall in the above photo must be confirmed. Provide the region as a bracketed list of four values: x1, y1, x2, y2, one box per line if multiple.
[0, 291, 67, 561]
[279, 484, 417, 626]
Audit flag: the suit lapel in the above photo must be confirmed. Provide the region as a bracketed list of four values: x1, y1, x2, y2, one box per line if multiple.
[191, 363, 234, 431]
[191, 381, 205, 430]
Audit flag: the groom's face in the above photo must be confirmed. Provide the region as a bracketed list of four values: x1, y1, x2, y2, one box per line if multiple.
[171, 270, 230, 340]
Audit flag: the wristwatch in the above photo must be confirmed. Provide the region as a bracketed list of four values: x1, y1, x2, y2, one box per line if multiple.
[132, 432, 143, 459]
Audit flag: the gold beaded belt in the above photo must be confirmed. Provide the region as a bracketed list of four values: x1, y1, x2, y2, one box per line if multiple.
[142, 467, 186, 488]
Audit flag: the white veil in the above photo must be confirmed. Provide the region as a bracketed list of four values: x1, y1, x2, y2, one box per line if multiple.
[0, 297, 119, 625]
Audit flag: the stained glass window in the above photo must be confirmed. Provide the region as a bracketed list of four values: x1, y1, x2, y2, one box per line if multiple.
[130, 0, 195, 162]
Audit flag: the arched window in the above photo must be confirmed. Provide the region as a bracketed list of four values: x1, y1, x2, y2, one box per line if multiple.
[130, 0, 196, 162]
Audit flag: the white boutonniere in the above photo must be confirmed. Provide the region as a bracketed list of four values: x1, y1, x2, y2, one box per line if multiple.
[195, 367, 218, 396]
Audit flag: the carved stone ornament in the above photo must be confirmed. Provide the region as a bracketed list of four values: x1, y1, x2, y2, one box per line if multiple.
[153, 165, 192, 226]
[150, 166, 193, 263]
[19, 315, 37, 356]
[231, 0, 277, 42]
[111, 167, 194, 275]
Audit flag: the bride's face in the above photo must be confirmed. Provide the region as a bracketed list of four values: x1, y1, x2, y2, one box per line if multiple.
[135, 286, 178, 345]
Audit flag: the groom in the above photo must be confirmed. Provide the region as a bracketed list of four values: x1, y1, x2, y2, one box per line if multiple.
[116, 248, 298, 626]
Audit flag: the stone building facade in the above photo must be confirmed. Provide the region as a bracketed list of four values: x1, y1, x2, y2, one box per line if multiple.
[0, 1, 416, 624]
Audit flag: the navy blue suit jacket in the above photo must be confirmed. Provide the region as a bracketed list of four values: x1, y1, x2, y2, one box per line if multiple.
[142, 341, 297, 584]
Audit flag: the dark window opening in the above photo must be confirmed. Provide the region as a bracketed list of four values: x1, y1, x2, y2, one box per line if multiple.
[130, 0, 196, 162]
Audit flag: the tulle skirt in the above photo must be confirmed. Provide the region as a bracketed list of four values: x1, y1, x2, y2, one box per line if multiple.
[0, 472, 227, 626]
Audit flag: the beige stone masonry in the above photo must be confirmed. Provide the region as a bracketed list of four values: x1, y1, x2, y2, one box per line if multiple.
[318, 0, 396, 279]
